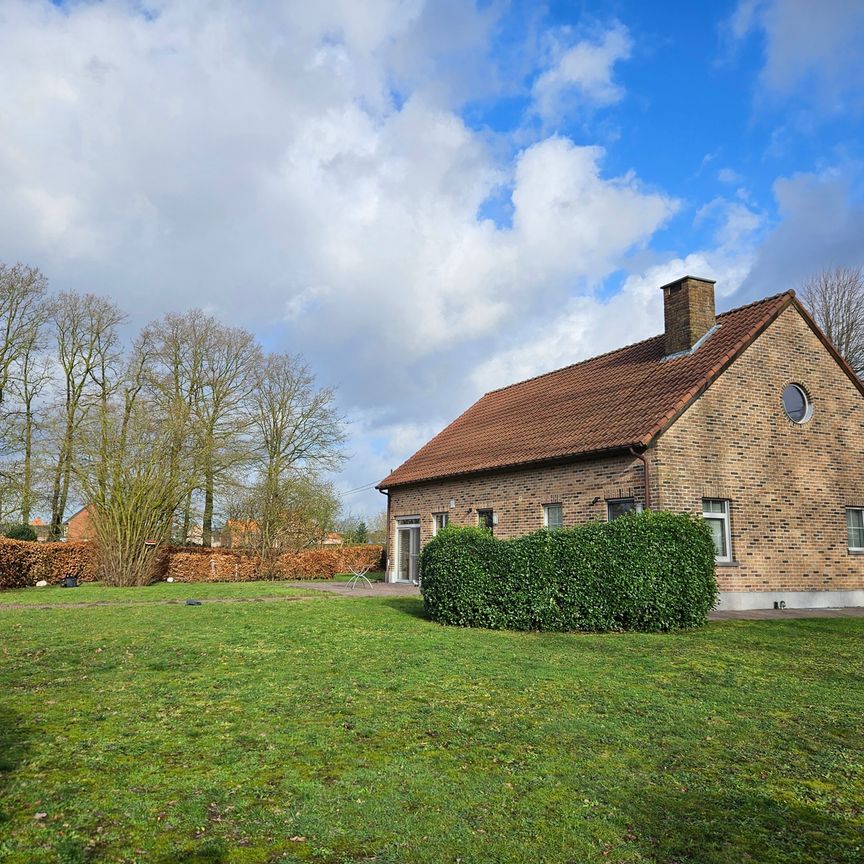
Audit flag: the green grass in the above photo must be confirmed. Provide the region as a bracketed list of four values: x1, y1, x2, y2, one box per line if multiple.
[0, 581, 322, 606]
[0, 586, 862, 863]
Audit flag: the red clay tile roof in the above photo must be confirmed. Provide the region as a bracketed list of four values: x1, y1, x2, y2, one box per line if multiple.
[378, 291, 799, 489]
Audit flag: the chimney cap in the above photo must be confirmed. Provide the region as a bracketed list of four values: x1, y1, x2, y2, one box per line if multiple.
[658, 275, 716, 292]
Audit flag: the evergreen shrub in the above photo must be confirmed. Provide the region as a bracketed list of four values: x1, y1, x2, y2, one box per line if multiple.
[419, 511, 718, 632]
[4, 524, 37, 542]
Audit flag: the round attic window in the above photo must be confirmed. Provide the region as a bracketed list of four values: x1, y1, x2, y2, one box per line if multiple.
[782, 384, 812, 424]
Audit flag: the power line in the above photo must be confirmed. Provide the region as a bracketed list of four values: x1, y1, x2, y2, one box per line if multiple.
[342, 481, 378, 495]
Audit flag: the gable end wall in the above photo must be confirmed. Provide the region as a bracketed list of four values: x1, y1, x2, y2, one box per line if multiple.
[653, 304, 864, 597]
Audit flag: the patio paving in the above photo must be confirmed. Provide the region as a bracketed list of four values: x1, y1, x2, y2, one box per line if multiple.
[287, 580, 421, 597]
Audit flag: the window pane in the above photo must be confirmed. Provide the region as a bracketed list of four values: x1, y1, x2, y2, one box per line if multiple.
[545, 504, 563, 528]
[783, 384, 809, 423]
[702, 499, 726, 515]
[608, 499, 635, 520]
[705, 516, 727, 558]
[849, 509, 864, 549]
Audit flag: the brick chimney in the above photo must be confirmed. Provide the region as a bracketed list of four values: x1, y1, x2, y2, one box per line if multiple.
[660, 275, 717, 356]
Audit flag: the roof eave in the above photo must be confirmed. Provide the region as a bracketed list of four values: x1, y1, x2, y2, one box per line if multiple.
[377, 444, 644, 491]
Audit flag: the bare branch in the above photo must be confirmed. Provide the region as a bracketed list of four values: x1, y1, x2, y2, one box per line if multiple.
[800, 265, 864, 376]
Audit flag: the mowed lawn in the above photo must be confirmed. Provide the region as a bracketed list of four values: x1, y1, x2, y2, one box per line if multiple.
[0, 585, 862, 864]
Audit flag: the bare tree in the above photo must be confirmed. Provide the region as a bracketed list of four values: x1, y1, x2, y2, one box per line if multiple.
[142, 312, 261, 546]
[79, 345, 196, 585]
[0, 264, 50, 524]
[247, 352, 345, 569]
[194, 320, 261, 546]
[230, 474, 341, 574]
[8, 314, 52, 524]
[0, 263, 48, 408]
[801, 266, 864, 376]
[368, 509, 388, 545]
[47, 292, 125, 538]
[139, 310, 212, 542]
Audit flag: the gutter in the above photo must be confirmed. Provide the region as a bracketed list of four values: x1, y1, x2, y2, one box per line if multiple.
[378, 486, 391, 580]
[630, 446, 652, 510]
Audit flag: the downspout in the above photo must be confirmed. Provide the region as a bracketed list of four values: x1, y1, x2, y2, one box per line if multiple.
[378, 487, 391, 581]
[630, 446, 652, 510]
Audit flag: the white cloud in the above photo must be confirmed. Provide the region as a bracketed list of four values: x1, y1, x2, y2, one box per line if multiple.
[736, 167, 864, 301]
[471, 196, 764, 392]
[729, 0, 864, 111]
[717, 167, 743, 184]
[531, 24, 632, 123]
[0, 1, 678, 507]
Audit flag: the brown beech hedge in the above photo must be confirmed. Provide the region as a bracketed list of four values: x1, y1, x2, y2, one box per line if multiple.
[0, 540, 384, 589]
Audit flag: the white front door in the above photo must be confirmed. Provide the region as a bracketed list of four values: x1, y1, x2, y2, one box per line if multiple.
[396, 522, 420, 582]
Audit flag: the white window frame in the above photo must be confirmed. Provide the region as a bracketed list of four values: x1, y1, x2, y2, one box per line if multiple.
[394, 517, 421, 584]
[847, 507, 864, 551]
[702, 499, 732, 563]
[543, 503, 564, 529]
[432, 512, 449, 535]
[782, 383, 814, 424]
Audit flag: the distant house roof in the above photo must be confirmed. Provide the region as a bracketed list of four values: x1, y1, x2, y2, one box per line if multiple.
[378, 291, 863, 490]
[63, 505, 91, 524]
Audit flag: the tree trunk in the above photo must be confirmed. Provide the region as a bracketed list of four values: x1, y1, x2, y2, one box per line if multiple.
[202, 466, 214, 547]
[21, 403, 32, 524]
[182, 490, 192, 544]
[50, 407, 75, 537]
[49, 452, 65, 538]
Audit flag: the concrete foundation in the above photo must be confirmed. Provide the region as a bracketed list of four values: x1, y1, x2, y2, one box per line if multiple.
[717, 590, 864, 611]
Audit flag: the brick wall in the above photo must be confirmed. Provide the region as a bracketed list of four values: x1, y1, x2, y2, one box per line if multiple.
[386, 453, 646, 575]
[653, 303, 864, 594]
[65, 506, 95, 542]
[662, 276, 716, 354]
[386, 303, 864, 598]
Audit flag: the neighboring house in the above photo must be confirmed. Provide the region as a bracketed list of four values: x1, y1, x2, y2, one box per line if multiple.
[321, 532, 344, 547]
[377, 276, 864, 610]
[184, 524, 225, 547]
[64, 505, 96, 542]
[29, 518, 50, 542]
[220, 520, 256, 549]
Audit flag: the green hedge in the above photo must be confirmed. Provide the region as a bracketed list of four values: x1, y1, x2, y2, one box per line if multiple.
[419, 511, 718, 632]
[3, 524, 37, 542]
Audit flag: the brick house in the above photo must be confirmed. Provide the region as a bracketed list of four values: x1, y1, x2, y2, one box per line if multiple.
[63, 505, 96, 542]
[377, 276, 864, 610]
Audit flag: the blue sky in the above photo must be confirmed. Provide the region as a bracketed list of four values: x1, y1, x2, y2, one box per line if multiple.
[2, 0, 863, 516]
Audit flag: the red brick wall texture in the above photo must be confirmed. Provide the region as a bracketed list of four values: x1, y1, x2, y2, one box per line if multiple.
[387, 304, 864, 596]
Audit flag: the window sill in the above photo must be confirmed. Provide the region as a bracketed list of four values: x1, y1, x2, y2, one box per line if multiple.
[715, 560, 740, 568]
[849, 549, 864, 555]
